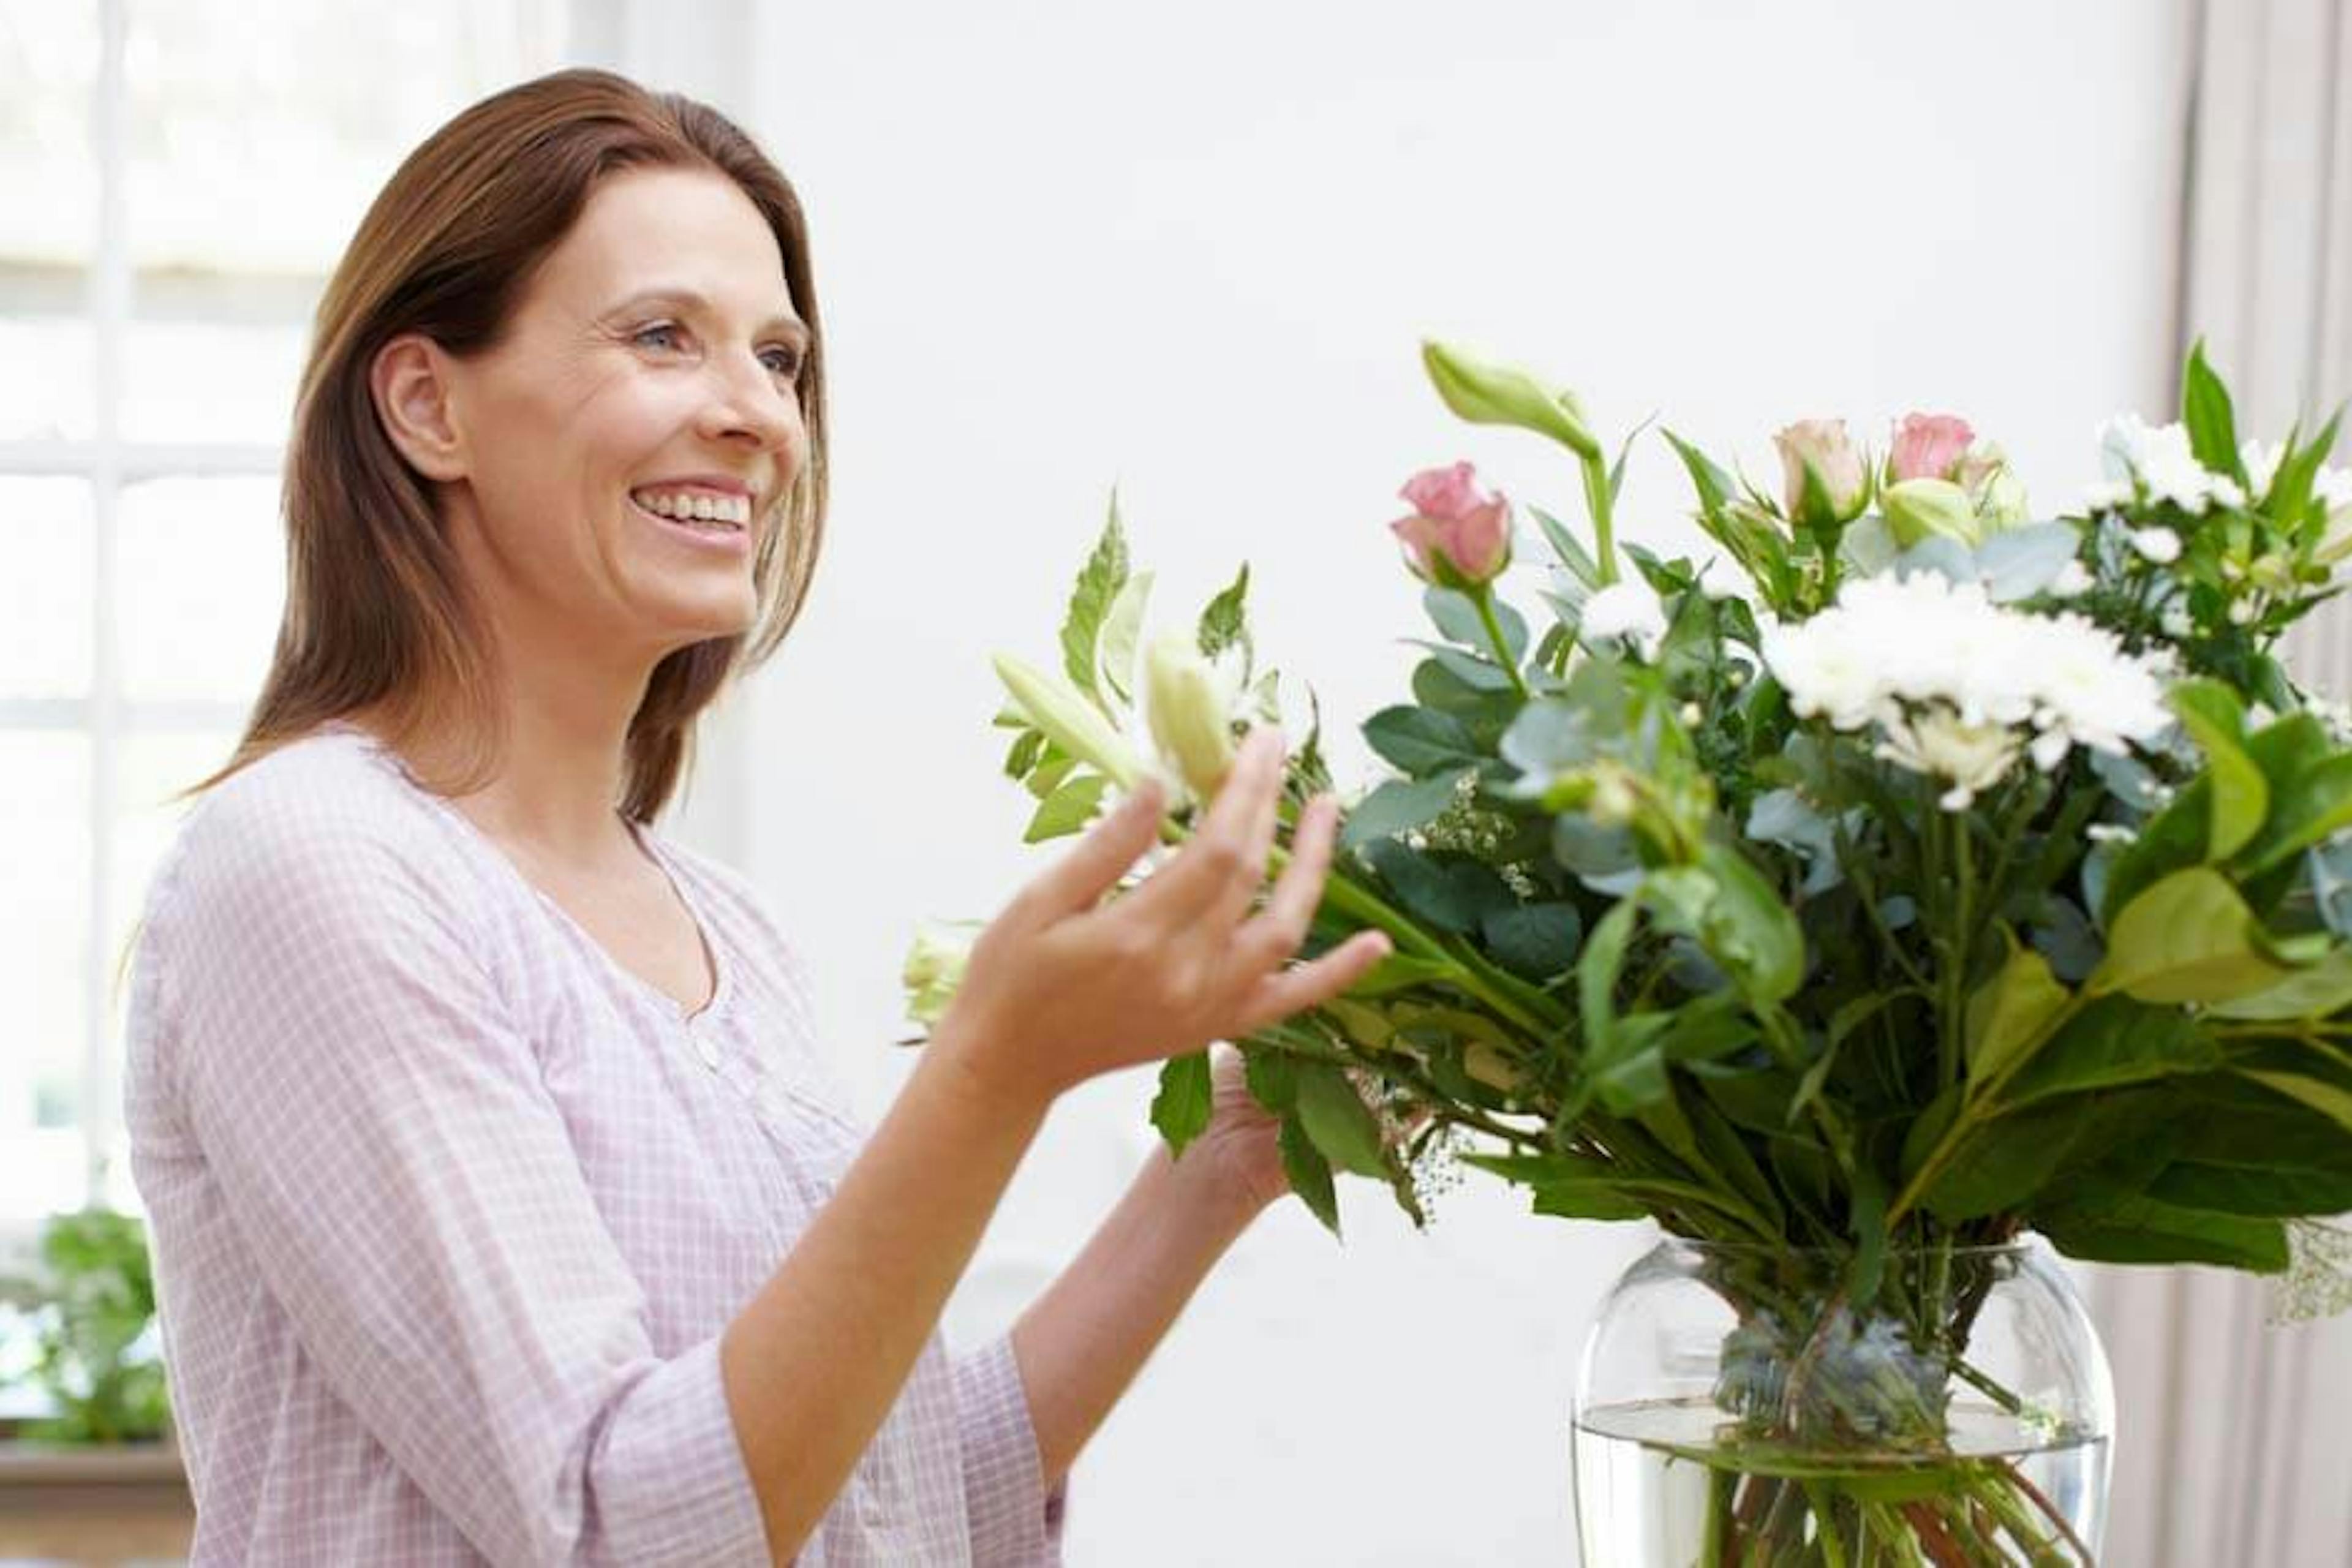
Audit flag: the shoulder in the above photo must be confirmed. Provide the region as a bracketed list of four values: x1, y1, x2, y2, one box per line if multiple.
[148, 728, 481, 943]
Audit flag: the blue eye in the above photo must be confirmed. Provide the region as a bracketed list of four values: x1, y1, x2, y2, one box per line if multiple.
[760, 347, 803, 379]
[633, 322, 685, 352]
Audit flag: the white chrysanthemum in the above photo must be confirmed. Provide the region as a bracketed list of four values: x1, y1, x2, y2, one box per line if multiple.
[2128, 526, 2182, 564]
[2098, 413, 2242, 514]
[1581, 579, 1668, 659]
[2242, 439, 2285, 499]
[1762, 571, 2173, 809]
[1876, 708, 2021, 810]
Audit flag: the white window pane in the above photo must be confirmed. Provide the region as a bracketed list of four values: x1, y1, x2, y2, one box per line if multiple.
[122, 317, 308, 446]
[0, 2, 98, 271]
[118, 475, 284, 704]
[0, 315, 95, 443]
[128, 0, 569, 279]
[0, 733, 91, 1146]
[0, 478, 94, 698]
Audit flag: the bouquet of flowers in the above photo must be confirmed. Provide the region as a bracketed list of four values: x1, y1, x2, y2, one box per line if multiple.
[908, 339, 2352, 1563]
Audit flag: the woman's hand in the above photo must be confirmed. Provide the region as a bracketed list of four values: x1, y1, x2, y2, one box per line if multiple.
[936, 728, 1391, 1113]
[1187, 1044, 1289, 1216]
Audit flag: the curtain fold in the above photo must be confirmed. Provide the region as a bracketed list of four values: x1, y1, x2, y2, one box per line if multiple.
[2095, 4, 2352, 1563]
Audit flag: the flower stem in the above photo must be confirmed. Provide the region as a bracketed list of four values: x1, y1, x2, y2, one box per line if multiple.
[1471, 587, 1532, 699]
[1580, 447, 1621, 586]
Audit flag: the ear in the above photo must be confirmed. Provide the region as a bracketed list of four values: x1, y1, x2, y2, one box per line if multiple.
[369, 333, 469, 482]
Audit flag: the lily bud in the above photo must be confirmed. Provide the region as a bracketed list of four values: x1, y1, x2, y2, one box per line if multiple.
[1144, 630, 1243, 804]
[901, 919, 982, 1028]
[1774, 420, 1871, 526]
[992, 653, 1151, 791]
[1422, 339, 1600, 460]
[1882, 477, 1983, 549]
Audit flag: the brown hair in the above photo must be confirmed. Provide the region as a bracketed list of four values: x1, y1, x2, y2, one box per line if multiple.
[190, 67, 827, 822]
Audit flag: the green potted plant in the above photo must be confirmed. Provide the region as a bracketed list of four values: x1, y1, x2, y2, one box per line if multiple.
[0, 1207, 172, 1449]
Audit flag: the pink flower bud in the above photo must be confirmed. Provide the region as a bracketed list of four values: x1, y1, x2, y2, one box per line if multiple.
[1888, 413, 1976, 484]
[1391, 461, 1512, 586]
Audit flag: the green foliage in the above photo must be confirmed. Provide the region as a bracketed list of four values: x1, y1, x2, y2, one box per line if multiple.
[0, 1208, 172, 1445]
[965, 340, 2352, 1290]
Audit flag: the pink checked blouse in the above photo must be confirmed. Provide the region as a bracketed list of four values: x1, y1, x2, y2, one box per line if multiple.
[124, 723, 1067, 1565]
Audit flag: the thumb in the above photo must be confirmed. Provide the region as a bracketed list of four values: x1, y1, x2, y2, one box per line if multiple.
[1011, 777, 1167, 926]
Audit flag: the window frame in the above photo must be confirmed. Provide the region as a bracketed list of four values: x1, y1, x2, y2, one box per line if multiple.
[0, 0, 761, 1268]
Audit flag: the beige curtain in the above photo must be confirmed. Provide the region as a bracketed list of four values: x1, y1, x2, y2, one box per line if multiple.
[2090, 2, 2352, 1562]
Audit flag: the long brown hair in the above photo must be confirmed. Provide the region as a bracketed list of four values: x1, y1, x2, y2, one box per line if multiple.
[191, 67, 827, 822]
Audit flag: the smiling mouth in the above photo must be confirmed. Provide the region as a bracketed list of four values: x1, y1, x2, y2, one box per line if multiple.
[628, 488, 752, 533]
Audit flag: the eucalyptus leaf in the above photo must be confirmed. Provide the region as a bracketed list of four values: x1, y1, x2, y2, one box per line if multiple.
[1362, 706, 1481, 775]
[1424, 585, 1529, 662]
[1338, 767, 1473, 852]
[1481, 902, 1585, 982]
[1975, 522, 2084, 603]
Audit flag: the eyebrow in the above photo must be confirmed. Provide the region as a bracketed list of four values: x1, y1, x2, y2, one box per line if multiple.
[608, 287, 810, 346]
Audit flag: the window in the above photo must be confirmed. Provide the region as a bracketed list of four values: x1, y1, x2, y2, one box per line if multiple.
[0, 0, 571, 1240]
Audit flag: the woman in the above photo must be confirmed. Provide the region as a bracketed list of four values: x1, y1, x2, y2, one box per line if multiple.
[123, 69, 1389, 1566]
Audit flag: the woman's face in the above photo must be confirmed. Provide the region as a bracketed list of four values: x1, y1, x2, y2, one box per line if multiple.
[431, 165, 808, 663]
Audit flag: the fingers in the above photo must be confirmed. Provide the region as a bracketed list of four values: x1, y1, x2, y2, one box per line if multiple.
[1231, 929, 1393, 1038]
[1009, 775, 1166, 927]
[1131, 727, 1284, 924]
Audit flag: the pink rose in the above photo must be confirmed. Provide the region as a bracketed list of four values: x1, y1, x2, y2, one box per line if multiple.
[1888, 413, 1975, 484]
[1392, 461, 1512, 586]
[1773, 419, 1869, 524]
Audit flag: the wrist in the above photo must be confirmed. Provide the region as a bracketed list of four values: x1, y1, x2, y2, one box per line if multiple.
[923, 1005, 1061, 1128]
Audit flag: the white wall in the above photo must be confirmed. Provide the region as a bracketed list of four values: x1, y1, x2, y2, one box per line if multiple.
[723, 4, 2192, 1561]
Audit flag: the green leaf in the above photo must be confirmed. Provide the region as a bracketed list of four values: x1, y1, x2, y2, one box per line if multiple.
[1060, 498, 1129, 701]
[1663, 429, 1738, 524]
[2042, 1198, 2286, 1272]
[1243, 1047, 1298, 1113]
[2148, 1161, 2352, 1217]
[1480, 902, 1584, 982]
[1338, 767, 1472, 851]
[1692, 843, 1805, 1006]
[1423, 585, 1528, 663]
[1360, 842, 1515, 936]
[1002, 726, 1047, 782]
[1150, 1052, 1215, 1158]
[2181, 338, 2248, 484]
[2211, 946, 2352, 1020]
[2242, 1068, 2352, 1134]
[1096, 568, 1154, 707]
[2266, 409, 2343, 520]
[1198, 562, 1251, 661]
[1920, 1100, 2087, 1222]
[1528, 503, 1601, 586]
[2238, 753, 2352, 874]
[1278, 1115, 1340, 1234]
[2170, 680, 2266, 860]
[1292, 1061, 1389, 1177]
[1361, 706, 1481, 775]
[1964, 938, 2070, 1081]
[1341, 951, 1458, 997]
[1577, 900, 1641, 1062]
[2098, 777, 2213, 926]
[1023, 774, 1109, 843]
[2092, 866, 2294, 1005]
[2003, 996, 2218, 1106]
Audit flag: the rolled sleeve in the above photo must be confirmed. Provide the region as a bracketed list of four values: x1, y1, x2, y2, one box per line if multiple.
[160, 790, 771, 1566]
[952, 1333, 1066, 1567]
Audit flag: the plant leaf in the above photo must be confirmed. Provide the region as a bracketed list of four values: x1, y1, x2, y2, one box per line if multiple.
[1150, 1052, 1215, 1157]
[2092, 866, 2294, 1005]
[1060, 498, 1129, 703]
[1023, 773, 1109, 843]
[1292, 1061, 1389, 1177]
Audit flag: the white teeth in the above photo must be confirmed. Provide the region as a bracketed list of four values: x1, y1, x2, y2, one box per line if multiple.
[630, 489, 750, 527]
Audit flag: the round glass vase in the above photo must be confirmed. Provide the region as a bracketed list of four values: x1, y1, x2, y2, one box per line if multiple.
[1572, 1235, 2114, 1566]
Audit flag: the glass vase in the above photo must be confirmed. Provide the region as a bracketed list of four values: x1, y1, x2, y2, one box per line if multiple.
[1572, 1235, 2113, 1566]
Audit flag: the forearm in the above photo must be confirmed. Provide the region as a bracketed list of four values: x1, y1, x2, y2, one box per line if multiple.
[718, 1019, 1048, 1560]
[1010, 1140, 1265, 1485]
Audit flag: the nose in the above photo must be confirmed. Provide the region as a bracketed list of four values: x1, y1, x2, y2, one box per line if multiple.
[695, 346, 801, 457]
